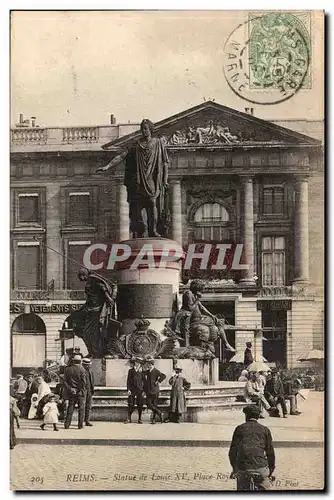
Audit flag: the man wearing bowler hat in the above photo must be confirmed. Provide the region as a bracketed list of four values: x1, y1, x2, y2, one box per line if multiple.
[82, 357, 95, 426]
[124, 357, 145, 424]
[143, 357, 166, 424]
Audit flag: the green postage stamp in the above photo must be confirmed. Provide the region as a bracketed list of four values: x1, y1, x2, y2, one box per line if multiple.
[248, 12, 311, 91]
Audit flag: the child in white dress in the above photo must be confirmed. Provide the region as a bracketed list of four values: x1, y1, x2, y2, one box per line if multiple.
[40, 395, 59, 431]
[28, 393, 39, 420]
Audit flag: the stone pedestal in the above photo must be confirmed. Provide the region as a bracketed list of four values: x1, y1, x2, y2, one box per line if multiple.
[174, 359, 219, 386]
[91, 358, 106, 386]
[152, 359, 174, 386]
[105, 358, 132, 386]
[114, 238, 183, 337]
[103, 358, 173, 387]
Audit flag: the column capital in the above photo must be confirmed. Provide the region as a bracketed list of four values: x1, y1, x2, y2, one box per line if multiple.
[239, 175, 254, 184]
[294, 174, 309, 184]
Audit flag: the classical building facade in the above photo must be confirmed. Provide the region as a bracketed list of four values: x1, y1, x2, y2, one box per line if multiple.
[10, 101, 324, 372]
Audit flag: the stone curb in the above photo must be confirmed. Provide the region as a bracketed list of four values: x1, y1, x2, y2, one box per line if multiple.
[18, 438, 324, 448]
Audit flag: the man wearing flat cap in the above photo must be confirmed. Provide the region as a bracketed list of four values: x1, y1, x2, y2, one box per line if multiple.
[143, 357, 166, 424]
[125, 357, 145, 424]
[229, 405, 275, 490]
[82, 358, 95, 426]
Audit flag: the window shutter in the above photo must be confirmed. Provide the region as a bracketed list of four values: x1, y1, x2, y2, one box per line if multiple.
[16, 245, 40, 289]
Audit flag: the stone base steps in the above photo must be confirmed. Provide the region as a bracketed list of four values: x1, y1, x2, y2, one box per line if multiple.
[89, 401, 248, 423]
[93, 393, 240, 406]
[73, 382, 247, 423]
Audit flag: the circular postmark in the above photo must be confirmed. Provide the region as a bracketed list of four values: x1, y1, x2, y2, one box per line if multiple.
[223, 12, 310, 105]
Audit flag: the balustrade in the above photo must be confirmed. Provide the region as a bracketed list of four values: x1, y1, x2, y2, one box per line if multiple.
[11, 128, 47, 144]
[62, 127, 98, 142]
[10, 289, 86, 301]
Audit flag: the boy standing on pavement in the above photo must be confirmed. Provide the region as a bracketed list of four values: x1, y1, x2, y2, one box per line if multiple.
[124, 357, 145, 424]
[143, 357, 166, 424]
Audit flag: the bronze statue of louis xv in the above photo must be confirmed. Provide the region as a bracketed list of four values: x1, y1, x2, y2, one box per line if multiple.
[97, 119, 169, 238]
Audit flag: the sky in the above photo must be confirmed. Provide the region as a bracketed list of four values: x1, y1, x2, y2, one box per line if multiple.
[10, 10, 324, 127]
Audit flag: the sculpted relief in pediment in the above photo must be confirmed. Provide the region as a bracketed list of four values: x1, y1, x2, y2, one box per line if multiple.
[161, 119, 285, 147]
[162, 121, 240, 146]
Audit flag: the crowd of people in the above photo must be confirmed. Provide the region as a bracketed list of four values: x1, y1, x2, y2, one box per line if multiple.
[237, 342, 303, 419]
[10, 347, 95, 446]
[10, 348, 193, 447]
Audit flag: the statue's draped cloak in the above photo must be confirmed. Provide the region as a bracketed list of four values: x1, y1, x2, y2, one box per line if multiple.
[124, 138, 168, 214]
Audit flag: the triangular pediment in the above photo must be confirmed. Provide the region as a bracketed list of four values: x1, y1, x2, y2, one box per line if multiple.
[102, 101, 320, 150]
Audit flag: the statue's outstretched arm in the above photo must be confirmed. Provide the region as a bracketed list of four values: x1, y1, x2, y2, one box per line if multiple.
[198, 301, 215, 318]
[96, 150, 128, 173]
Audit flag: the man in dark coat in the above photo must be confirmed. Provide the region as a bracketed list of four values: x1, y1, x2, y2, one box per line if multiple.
[265, 369, 288, 418]
[244, 342, 254, 368]
[124, 357, 145, 424]
[229, 405, 275, 491]
[143, 357, 166, 424]
[54, 375, 68, 421]
[63, 355, 87, 429]
[82, 358, 95, 426]
[168, 367, 191, 423]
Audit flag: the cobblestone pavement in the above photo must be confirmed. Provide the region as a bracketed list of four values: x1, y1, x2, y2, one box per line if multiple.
[11, 445, 324, 491]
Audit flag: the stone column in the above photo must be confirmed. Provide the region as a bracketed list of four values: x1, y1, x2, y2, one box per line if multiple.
[294, 176, 309, 283]
[117, 180, 129, 241]
[171, 180, 182, 243]
[239, 176, 255, 285]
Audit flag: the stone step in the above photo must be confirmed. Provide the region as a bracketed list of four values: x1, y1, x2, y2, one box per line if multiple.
[93, 386, 244, 397]
[92, 394, 239, 406]
[85, 401, 249, 423]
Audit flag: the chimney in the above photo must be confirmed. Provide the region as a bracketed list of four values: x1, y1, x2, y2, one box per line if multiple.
[19, 113, 24, 124]
[110, 114, 116, 125]
[244, 107, 254, 115]
[31, 116, 36, 127]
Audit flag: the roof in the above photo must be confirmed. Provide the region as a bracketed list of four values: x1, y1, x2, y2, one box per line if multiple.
[102, 100, 321, 151]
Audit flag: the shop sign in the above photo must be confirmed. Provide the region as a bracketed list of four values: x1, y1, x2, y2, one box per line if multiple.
[29, 304, 82, 314]
[10, 303, 25, 314]
[257, 300, 292, 311]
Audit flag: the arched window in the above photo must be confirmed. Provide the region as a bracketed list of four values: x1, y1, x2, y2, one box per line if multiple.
[192, 202, 230, 241]
[11, 313, 46, 368]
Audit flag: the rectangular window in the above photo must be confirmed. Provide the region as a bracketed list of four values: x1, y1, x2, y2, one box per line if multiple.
[66, 240, 91, 289]
[16, 241, 40, 289]
[262, 186, 285, 215]
[68, 192, 92, 226]
[18, 193, 40, 224]
[261, 236, 285, 286]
